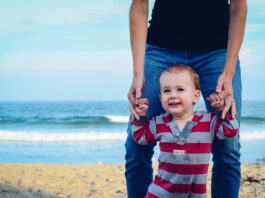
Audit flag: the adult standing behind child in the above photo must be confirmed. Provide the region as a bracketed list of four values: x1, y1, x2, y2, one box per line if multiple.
[131, 65, 239, 197]
[126, 0, 247, 198]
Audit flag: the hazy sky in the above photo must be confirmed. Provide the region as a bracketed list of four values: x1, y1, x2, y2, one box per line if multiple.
[0, 0, 264, 101]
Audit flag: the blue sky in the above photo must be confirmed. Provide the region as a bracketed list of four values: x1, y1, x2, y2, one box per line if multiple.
[0, 0, 264, 101]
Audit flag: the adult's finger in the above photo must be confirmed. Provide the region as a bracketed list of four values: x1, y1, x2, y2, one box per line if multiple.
[135, 89, 142, 99]
[222, 105, 230, 119]
[221, 96, 232, 119]
[216, 77, 224, 93]
[127, 89, 135, 104]
[135, 81, 143, 99]
[231, 100, 237, 119]
[129, 102, 140, 120]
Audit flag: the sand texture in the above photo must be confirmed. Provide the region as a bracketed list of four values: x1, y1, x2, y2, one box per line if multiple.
[0, 163, 264, 198]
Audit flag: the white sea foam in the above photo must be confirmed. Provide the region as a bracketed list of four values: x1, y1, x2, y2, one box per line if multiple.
[240, 131, 265, 140]
[0, 130, 264, 142]
[105, 115, 129, 123]
[0, 130, 127, 142]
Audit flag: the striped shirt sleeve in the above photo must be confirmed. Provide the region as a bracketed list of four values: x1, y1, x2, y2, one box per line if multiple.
[213, 113, 239, 140]
[131, 116, 157, 145]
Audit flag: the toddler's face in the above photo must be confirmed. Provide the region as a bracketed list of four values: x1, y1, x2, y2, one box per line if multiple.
[159, 71, 200, 118]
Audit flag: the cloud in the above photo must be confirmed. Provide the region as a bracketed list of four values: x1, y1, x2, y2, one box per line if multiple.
[246, 23, 265, 33]
[0, 0, 129, 35]
[240, 47, 265, 67]
[248, 0, 265, 15]
[0, 50, 132, 76]
[250, 0, 265, 5]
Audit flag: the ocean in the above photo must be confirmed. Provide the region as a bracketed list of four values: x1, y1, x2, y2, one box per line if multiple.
[0, 101, 264, 163]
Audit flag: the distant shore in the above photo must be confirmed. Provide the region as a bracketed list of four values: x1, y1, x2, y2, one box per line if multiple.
[0, 163, 264, 198]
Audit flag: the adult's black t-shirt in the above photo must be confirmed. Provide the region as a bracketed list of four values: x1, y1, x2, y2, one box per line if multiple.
[147, 0, 230, 50]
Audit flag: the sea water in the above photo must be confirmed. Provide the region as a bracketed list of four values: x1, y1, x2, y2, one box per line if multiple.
[0, 101, 264, 163]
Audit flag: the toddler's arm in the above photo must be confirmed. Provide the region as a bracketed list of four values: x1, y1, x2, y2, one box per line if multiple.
[208, 93, 239, 139]
[214, 114, 239, 140]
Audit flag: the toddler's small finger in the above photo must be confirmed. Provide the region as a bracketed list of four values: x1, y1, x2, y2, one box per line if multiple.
[208, 95, 215, 102]
[213, 94, 220, 101]
[211, 101, 221, 106]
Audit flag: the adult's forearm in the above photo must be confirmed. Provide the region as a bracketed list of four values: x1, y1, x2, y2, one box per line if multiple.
[130, 0, 148, 78]
[224, 0, 247, 77]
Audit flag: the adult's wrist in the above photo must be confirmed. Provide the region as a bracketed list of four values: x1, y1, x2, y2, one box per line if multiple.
[133, 69, 144, 79]
[223, 62, 236, 78]
[222, 69, 234, 79]
[224, 53, 238, 75]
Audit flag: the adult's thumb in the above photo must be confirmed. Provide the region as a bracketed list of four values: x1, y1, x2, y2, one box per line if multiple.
[136, 89, 142, 99]
[216, 80, 223, 93]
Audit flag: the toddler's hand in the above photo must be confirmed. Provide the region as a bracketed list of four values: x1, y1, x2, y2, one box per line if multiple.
[207, 93, 225, 112]
[134, 98, 149, 117]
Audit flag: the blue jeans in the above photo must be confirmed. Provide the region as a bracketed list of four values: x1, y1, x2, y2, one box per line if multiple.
[125, 44, 241, 198]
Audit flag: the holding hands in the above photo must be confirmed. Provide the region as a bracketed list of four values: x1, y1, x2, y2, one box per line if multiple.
[207, 92, 236, 119]
[207, 93, 225, 112]
[214, 71, 237, 119]
[127, 76, 145, 121]
[134, 98, 149, 117]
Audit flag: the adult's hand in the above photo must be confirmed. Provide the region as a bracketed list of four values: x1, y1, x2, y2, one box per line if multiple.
[127, 76, 144, 120]
[216, 72, 237, 119]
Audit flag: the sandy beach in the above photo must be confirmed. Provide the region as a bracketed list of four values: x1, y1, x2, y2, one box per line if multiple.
[0, 163, 264, 198]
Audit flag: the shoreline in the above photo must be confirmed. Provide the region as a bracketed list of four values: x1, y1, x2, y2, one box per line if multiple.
[0, 163, 264, 198]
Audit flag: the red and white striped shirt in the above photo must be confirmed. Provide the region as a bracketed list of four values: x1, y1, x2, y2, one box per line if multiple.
[131, 111, 239, 198]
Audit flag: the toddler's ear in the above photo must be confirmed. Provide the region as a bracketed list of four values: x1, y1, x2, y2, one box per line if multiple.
[193, 90, 200, 104]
